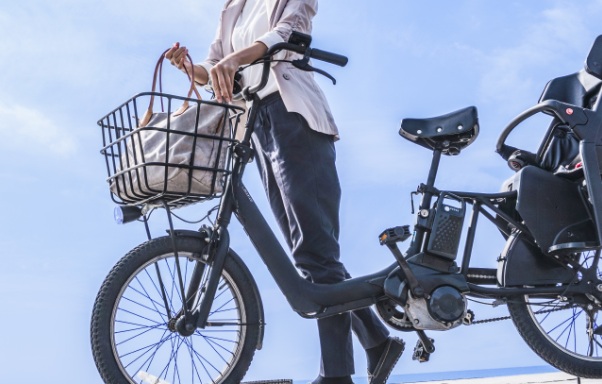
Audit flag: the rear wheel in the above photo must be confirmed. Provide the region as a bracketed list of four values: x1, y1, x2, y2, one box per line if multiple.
[508, 250, 602, 378]
[90, 236, 262, 384]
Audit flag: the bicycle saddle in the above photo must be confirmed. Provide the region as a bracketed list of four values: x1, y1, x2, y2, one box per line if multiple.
[400, 106, 479, 155]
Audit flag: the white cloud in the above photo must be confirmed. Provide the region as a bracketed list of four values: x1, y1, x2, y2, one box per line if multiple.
[0, 1, 223, 97]
[0, 1, 226, 160]
[479, 2, 598, 113]
[0, 102, 77, 156]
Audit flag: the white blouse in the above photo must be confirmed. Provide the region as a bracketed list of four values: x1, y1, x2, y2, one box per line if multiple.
[232, 0, 279, 99]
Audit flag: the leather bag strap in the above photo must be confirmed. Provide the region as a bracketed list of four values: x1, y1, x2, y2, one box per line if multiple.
[139, 49, 203, 127]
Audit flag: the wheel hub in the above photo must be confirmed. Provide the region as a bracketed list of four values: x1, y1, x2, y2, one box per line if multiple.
[172, 315, 197, 337]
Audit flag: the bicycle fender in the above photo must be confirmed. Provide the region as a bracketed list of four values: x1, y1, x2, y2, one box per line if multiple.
[167, 229, 208, 240]
[497, 231, 573, 287]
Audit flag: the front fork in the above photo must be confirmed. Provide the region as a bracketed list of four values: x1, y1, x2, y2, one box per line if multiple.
[193, 228, 230, 328]
[166, 226, 230, 335]
[171, 140, 253, 333]
[146, 200, 233, 335]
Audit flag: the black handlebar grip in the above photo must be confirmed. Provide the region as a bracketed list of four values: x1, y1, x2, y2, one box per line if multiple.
[310, 48, 348, 67]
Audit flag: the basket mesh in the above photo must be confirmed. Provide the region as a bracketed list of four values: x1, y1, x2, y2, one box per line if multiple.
[98, 92, 243, 208]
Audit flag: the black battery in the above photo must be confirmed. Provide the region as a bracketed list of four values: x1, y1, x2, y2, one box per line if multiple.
[426, 194, 465, 260]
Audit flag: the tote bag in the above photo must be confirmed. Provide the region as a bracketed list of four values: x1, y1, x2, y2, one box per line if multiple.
[108, 51, 235, 205]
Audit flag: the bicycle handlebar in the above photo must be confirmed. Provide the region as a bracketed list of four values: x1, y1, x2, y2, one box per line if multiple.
[307, 47, 349, 67]
[267, 42, 348, 67]
[241, 41, 348, 99]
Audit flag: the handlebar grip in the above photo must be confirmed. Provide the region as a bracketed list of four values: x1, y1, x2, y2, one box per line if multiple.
[310, 48, 348, 67]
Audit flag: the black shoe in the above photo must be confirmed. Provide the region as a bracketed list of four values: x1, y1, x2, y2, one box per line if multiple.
[367, 337, 405, 384]
[309, 375, 354, 384]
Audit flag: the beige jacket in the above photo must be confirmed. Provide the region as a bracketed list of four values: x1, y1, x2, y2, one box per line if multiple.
[200, 0, 339, 137]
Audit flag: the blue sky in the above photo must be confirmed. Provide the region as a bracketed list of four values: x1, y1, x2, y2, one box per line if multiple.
[2, 0, 602, 382]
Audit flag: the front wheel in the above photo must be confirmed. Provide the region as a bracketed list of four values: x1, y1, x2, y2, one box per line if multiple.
[90, 236, 263, 384]
[507, 250, 602, 378]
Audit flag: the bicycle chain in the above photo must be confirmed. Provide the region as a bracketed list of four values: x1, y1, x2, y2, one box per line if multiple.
[469, 306, 567, 326]
[471, 313, 511, 325]
[378, 301, 571, 329]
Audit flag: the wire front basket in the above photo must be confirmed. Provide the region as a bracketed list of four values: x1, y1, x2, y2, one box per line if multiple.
[98, 92, 244, 208]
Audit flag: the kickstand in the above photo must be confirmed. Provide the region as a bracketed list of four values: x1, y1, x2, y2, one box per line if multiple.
[413, 330, 435, 363]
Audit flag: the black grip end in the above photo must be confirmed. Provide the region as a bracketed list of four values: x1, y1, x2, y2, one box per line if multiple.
[310, 48, 348, 67]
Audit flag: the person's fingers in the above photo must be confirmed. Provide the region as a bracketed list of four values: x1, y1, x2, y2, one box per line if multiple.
[212, 72, 226, 103]
[211, 61, 237, 103]
[173, 48, 187, 68]
[165, 42, 179, 60]
[209, 68, 220, 102]
[218, 72, 232, 103]
[166, 44, 189, 69]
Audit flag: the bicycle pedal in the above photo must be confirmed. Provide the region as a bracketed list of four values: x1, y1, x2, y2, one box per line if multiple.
[412, 339, 433, 363]
[241, 380, 293, 384]
[379, 225, 411, 245]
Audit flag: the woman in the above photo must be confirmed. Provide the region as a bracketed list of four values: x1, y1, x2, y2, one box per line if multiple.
[166, 1, 404, 383]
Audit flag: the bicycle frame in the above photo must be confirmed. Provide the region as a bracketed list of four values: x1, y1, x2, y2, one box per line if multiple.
[188, 95, 596, 330]
[180, 37, 602, 333]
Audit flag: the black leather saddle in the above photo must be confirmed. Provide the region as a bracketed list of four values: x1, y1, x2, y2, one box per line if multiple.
[400, 106, 479, 155]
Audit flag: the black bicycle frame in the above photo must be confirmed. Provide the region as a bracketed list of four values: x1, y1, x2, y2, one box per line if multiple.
[191, 38, 602, 329]
[191, 123, 577, 329]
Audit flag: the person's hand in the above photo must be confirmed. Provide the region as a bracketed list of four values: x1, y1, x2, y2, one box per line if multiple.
[165, 42, 191, 72]
[210, 55, 241, 104]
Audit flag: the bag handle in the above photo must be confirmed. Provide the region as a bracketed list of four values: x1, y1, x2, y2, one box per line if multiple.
[139, 49, 203, 127]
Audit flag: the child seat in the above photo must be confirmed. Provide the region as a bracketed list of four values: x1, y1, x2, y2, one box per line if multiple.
[525, 70, 601, 178]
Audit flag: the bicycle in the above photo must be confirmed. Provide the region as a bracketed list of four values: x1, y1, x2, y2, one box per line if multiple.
[91, 33, 602, 383]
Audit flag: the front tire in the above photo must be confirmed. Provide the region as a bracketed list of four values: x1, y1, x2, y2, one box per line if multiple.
[90, 236, 262, 384]
[508, 250, 602, 378]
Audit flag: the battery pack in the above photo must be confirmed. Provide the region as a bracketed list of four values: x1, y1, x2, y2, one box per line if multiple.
[426, 194, 465, 260]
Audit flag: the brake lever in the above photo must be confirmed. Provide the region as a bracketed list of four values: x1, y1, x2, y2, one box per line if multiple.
[292, 60, 337, 85]
[292, 48, 337, 84]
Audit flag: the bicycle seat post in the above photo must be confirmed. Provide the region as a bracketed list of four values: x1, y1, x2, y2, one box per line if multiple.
[422, 149, 442, 205]
[405, 149, 443, 256]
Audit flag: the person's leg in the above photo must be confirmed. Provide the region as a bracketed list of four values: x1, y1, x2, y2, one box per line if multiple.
[252, 95, 353, 378]
[351, 308, 389, 350]
[252, 94, 400, 381]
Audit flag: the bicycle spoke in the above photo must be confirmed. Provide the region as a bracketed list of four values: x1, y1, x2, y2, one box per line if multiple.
[116, 323, 167, 347]
[121, 293, 168, 319]
[131, 277, 171, 322]
[185, 337, 227, 379]
[99, 245, 255, 384]
[116, 307, 164, 328]
[509, 248, 602, 376]
[122, 329, 172, 369]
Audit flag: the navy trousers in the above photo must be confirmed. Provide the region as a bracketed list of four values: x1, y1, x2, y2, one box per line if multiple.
[251, 93, 390, 377]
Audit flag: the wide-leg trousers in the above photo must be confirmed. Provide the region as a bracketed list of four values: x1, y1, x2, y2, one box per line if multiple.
[250, 93, 390, 377]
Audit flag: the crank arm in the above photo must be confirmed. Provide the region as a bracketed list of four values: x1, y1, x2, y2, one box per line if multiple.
[386, 242, 426, 298]
[416, 330, 435, 353]
[412, 330, 435, 363]
[379, 225, 426, 298]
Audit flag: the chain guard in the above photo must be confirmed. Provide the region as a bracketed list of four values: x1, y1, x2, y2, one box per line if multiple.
[375, 299, 415, 332]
